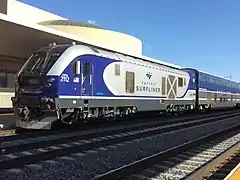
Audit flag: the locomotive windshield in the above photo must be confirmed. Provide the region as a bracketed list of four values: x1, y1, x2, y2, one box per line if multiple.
[21, 51, 62, 76]
[17, 44, 71, 87]
[20, 44, 71, 76]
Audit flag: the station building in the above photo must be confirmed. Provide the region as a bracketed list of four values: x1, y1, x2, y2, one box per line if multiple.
[0, 0, 143, 108]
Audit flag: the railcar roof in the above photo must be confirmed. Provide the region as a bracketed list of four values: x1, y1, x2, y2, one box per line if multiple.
[198, 70, 239, 83]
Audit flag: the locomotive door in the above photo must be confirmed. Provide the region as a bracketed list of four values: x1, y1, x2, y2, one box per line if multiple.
[81, 61, 94, 96]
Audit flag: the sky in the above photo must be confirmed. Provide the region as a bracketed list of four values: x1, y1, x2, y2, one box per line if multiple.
[19, 0, 240, 81]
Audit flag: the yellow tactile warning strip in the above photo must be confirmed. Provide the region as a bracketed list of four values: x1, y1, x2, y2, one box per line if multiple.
[224, 163, 240, 180]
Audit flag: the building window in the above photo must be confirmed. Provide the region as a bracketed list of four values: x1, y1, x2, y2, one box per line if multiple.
[0, 73, 7, 87]
[178, 77, 183, 87]
[115, 64, 120, 76]
[126, 71, 135, 93]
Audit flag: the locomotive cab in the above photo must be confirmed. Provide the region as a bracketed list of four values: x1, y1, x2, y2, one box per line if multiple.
[12, 44, 72, 129]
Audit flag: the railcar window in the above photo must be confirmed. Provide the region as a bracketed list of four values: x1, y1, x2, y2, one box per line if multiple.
[200, 75, 206, 82]
[115, 64, 120, 76]
[84, 63, 90, 76]
[178, 77, 183, 87]
[183, 78, 186, 86]
[126, 71, 135, 93]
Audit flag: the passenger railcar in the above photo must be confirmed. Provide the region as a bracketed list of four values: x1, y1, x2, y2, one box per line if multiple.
[198, 71, 240, 108]
[11, 43, 240, 130]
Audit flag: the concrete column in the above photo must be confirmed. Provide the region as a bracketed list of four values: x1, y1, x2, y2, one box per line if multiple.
[0, 0, 7, 15]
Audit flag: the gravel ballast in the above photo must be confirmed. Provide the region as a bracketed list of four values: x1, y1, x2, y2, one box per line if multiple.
[1, 117, 240, 180]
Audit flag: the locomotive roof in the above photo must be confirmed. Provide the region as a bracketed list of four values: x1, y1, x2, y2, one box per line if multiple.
[68, 43, 184, 70]
[78, 44, 186, 72]
[47, 44, 188, 76]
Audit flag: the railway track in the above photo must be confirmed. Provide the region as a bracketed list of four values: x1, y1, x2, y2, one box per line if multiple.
[91, 122, 240, 180]
[0, 112, 240, 177]
[0, 109, 236, 147]
[0, 110, 235, 152]
[212, 154, 240, 180]
[1, 108, 236, 142]
[2, 108, 238, 142]
[1, 110, 240, 154]
[187, 134, 240, 180]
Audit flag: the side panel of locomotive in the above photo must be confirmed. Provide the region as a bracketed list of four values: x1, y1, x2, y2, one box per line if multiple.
[56, 52, 196, 113]
[102, 61, 190, 99]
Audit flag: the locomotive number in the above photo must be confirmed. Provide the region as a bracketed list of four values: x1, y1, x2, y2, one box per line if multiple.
[60, 74, 70, 82]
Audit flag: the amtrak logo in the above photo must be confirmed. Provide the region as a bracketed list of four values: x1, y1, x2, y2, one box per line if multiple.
[146, 72, 152, 79]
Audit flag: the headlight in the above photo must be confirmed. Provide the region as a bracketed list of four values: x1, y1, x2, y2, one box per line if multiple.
[45, 83, 52, 87]
[48, 77, 55, 83]
[45, 77, 55, 87]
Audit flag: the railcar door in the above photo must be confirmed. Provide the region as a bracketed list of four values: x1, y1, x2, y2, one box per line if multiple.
[207, 92, 211, 101]
[214, 93, 217, 102]
[81, 61, 94, 96]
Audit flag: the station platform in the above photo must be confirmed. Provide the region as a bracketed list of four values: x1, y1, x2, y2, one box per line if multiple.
[224, 163, 240, 180]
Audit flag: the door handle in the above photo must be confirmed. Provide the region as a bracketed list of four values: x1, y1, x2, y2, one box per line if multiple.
[81, 74, 84, 84]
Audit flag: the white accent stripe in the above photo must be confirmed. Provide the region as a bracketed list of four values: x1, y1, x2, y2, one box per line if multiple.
[59, 91, 240, 100]
[58, 96, 240, 103]
[199, 98, 207, 100]
[58, 95, 209, 101]
[59, 96, 167, 100]
[200, 89, 240, 95]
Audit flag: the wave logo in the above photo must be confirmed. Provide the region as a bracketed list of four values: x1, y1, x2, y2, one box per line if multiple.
[146, 72, 152, 79]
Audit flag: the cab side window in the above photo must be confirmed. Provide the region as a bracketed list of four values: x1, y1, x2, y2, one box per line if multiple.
[72, 60, 77, 74]
[84, 63, 90, 76]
